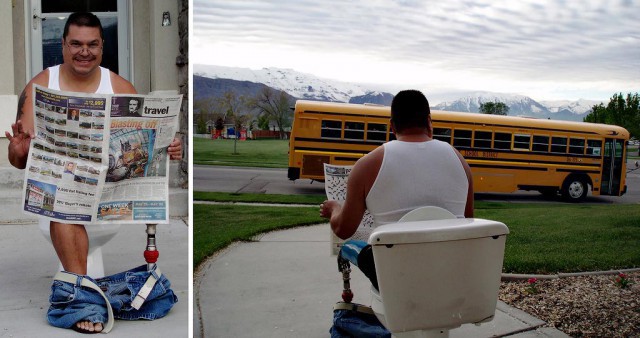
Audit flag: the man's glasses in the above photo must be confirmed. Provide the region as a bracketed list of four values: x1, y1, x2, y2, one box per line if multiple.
[65, 41, 103, 55]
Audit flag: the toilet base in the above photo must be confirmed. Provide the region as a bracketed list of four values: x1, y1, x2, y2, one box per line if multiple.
[55, 247, 106, 279]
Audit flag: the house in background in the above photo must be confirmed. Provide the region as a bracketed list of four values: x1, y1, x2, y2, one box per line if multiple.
[0, 0, 189, 220]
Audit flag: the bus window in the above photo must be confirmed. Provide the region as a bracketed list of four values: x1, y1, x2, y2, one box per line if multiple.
[366, 123, 387, 142]
[494, 132, 512, 150]
[569, 138, 585, 155]
[321, 120, 342, 139]
[344, 121, 365, 140]
[586, 139, 602, 155]
[453, 129, 472, 148]
[551, 136, 568, 153]
[532, 135, 549, 152]
[474, 131, 492, 148]
[433, 128, 451, 144]
[513, 134, 531, 151]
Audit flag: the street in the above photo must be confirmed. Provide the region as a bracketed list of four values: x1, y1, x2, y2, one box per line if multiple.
[194, 162, 640, 204]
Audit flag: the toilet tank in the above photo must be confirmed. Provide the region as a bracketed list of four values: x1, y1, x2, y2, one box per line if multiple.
[368, 218, 509, 332]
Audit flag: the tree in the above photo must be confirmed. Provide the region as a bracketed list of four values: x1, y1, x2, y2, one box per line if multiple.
[479, 101, 509, 115]
[257, 113, 271, 130]
[195, 114, 207, 134]
[194, 97, 218, 134]
[583, 92, 640, 139]
[217, 91, 251, 154]
[252, 87, 293, 139]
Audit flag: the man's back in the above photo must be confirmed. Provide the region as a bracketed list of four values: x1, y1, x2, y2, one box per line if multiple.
[366, 139, 469, 228]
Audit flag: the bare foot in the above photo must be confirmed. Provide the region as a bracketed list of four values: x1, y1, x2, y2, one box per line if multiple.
[74, 321, 103, 333]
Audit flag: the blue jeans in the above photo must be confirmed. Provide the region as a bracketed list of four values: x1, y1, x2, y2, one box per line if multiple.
[330, 304, 390, 338]
[47, 265, 178, 328]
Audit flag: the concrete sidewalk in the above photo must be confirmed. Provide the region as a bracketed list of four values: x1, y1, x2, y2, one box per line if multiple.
[0, 216, 189, 337]
[195, 223, 568, 338]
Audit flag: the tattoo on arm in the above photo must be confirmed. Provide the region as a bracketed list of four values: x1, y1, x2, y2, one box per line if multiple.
[16, 89, 27, 122]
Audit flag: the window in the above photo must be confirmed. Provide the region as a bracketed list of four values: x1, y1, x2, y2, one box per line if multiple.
[493, 132, 512, 150]
[30, 0, 129, 79]
[344, 121, 365, 140]
[586, 139, 602, 156]
[473, 131, 492, 148]
[366, 123, 387, 142]
[532, 135, 549, 152]
[433, 128, 451, 144]
[551, 137, 568, 153]
[321, 120, 342, 139]
[569, 138, 585, 155]
[513, 134, 531, 150]
[453, 129, 472, 148]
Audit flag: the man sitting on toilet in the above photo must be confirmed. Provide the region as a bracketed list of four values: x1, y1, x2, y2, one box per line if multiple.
[5, 12, 182, 334]
[320, 89, 474, 288]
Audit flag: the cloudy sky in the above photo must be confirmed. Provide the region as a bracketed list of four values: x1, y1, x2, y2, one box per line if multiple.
[193, 0, 639, 101]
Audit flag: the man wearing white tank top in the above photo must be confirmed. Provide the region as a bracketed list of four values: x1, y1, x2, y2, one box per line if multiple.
[5, 12, 182, 333]
[320, 90, 473, 287]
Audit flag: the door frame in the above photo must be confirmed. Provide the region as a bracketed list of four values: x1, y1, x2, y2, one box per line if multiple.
[25, 0, 131, 82]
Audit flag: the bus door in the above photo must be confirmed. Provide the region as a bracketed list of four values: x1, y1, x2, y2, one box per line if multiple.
[600, 138, 625, 195]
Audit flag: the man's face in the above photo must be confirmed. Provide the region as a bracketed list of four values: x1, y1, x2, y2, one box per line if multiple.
[62, 25, 103, 77]
[129, 100, 139, 113]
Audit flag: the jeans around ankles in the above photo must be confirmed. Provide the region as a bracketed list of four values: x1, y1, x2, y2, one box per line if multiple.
[330, 306, 391, 338]
[97, 264, 178, 320]
[47, 265, 178, 328]
[47, 274, 108, 328]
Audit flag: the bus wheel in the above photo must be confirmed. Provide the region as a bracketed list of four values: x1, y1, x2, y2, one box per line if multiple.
[561, 176, 588, 202]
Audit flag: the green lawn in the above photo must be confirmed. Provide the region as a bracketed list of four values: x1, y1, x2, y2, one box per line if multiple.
[193, 204, 321, 267]
[193, 138, 289, 167]
[193, 194, 640, 274]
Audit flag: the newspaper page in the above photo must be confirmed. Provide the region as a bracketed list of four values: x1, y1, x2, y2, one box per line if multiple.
[23, 85, 181, 225]
[324, 163, 374, 255]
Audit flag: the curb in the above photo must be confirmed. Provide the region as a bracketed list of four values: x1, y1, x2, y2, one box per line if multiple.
[501, 267, 640, 281]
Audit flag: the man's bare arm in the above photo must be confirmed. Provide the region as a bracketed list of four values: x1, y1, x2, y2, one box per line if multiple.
[454, 148, 474, 218]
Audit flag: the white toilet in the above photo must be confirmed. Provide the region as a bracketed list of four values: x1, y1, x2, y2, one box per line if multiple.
[368, 207, 509, 337]
[39, 219, 121, 278]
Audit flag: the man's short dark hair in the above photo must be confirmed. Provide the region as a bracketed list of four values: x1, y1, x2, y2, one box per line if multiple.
[390, 90, 430, 133]
[63, 12, 104, 40]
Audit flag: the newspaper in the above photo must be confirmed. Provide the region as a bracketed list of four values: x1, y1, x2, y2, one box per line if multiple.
[324, 163, 374, 255]
[23, 85, 181, 225]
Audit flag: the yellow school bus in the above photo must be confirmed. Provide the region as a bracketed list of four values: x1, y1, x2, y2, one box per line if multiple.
[287, 100, 629, 202]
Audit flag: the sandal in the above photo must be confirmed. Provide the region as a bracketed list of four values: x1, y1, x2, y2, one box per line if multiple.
[53, 271, 114, 333]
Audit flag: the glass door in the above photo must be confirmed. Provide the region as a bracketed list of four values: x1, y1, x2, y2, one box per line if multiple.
[29, 0, 130, 80]
[601, 139, 625, 195]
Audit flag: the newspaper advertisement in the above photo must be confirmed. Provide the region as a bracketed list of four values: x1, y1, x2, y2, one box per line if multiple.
[23, 85, 181, 225]
[323, 163, 374, 254]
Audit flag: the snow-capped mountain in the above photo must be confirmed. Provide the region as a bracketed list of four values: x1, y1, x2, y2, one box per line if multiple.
[433, 92, 548, 115]
[540, 99, 602, 114]
[194, 64, 369, 102]
[195, 64, 603, 121]
[432, 94, 601, 121]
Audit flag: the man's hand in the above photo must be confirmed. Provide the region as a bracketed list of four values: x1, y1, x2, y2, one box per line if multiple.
[5, 120, 33, 169]
[167, 137, 182, 160]
[320, 200, 341, 219]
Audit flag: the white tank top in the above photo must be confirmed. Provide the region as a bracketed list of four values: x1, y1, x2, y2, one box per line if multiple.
[47, 65, 114, 94]
[365, 139, 469, 228]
